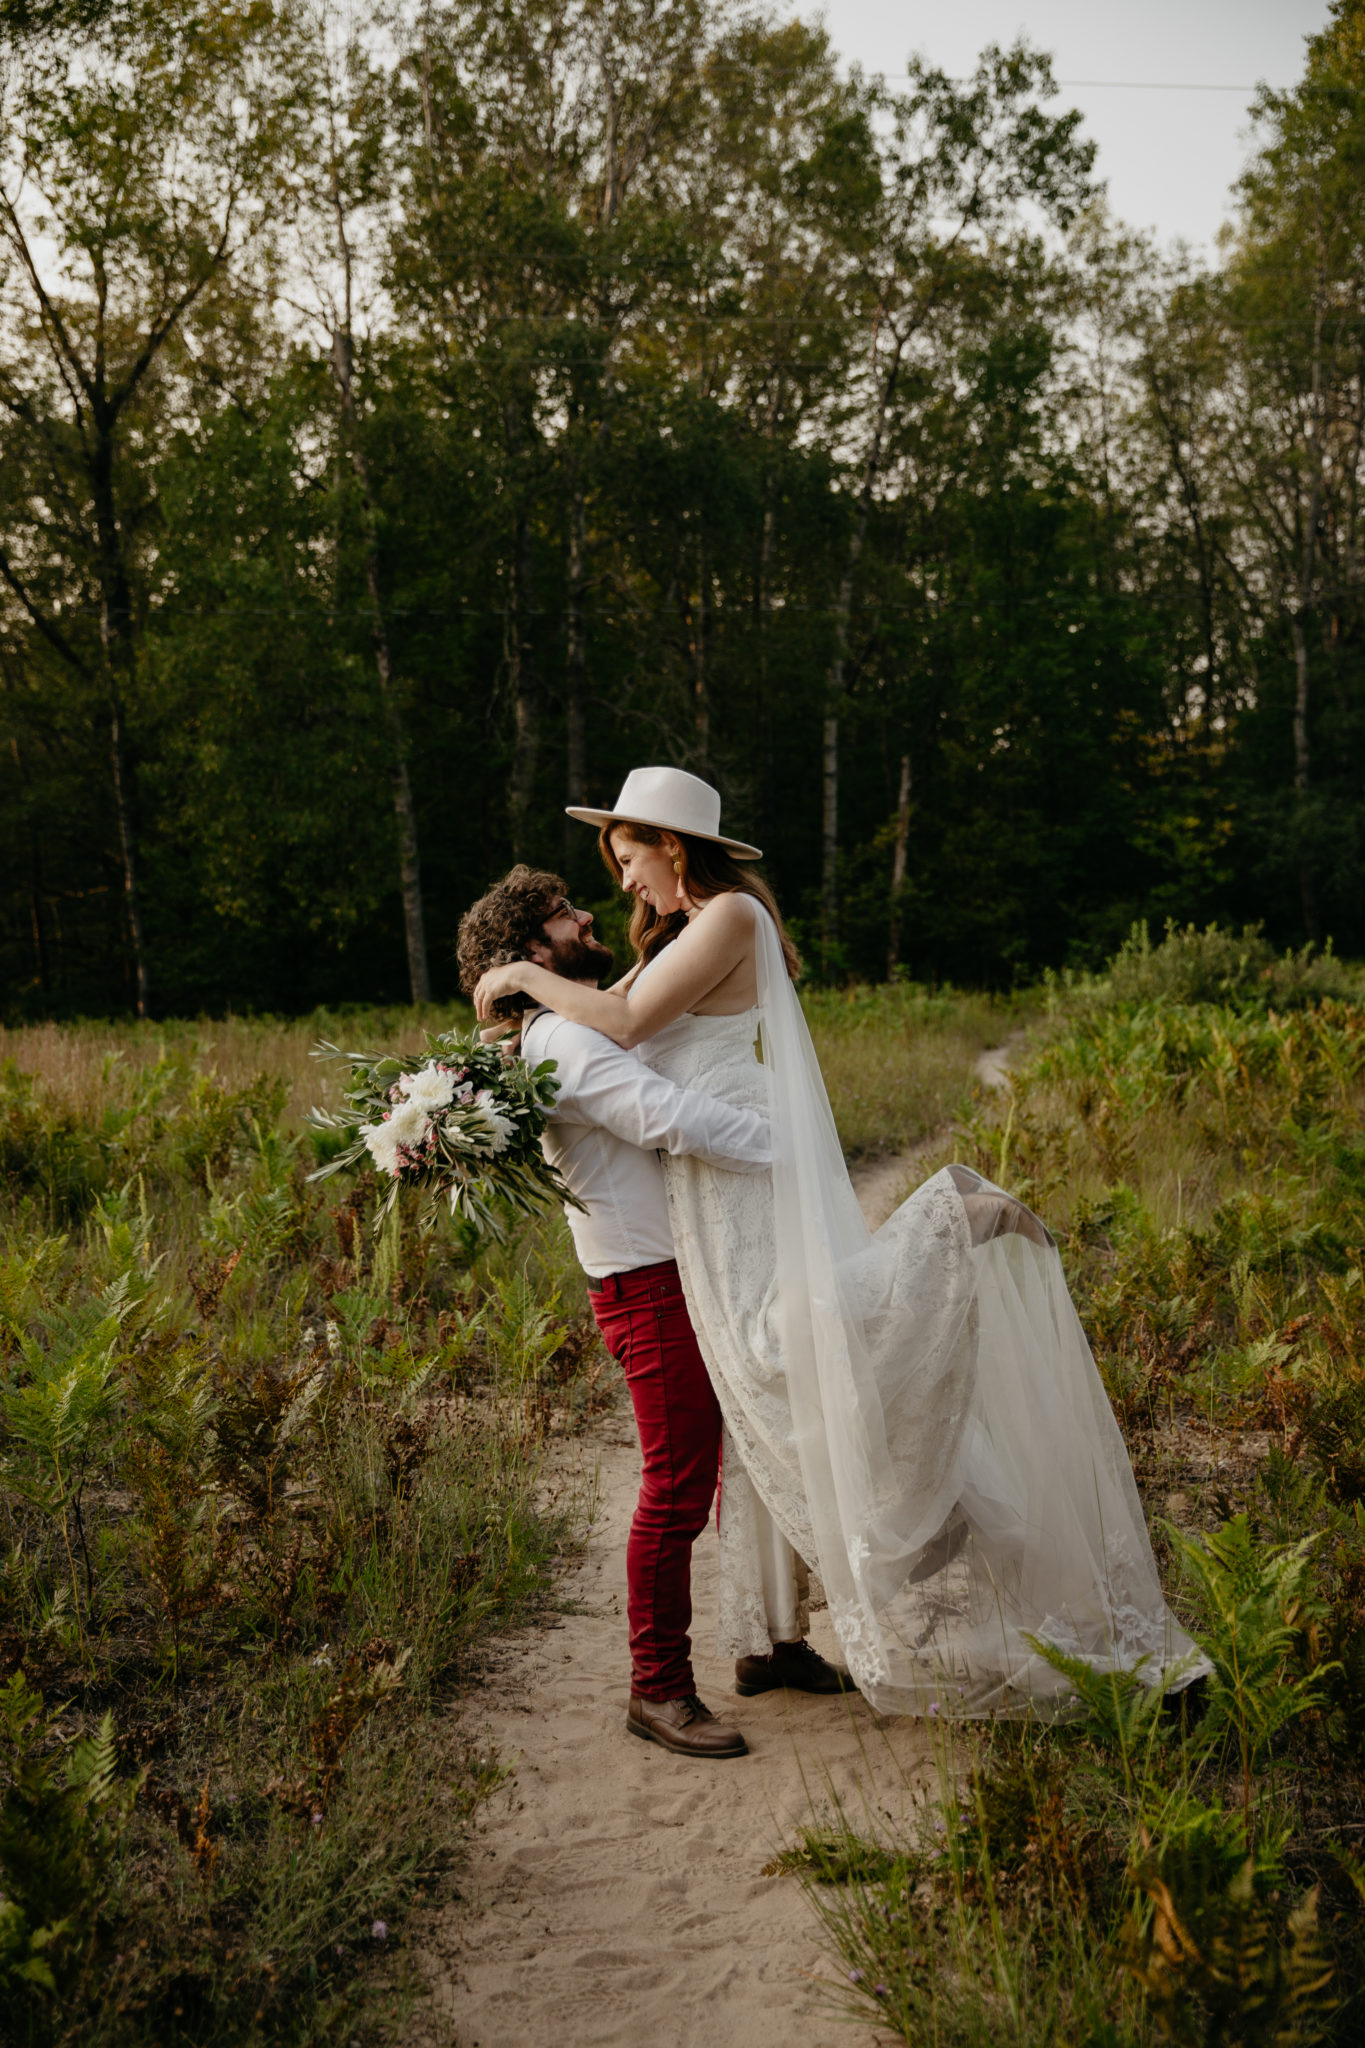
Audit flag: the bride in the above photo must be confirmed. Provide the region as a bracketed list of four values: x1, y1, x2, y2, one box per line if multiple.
[474, 767, 1205, 1717]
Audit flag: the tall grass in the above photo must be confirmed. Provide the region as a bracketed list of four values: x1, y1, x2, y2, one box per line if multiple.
[803, 981, 1026, 1158]
[0, 1015, 604, 2046]
[0, 1003, 467, 1132]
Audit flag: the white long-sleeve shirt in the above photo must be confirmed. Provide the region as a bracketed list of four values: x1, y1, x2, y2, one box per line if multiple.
[520, 1007, 771, 1279]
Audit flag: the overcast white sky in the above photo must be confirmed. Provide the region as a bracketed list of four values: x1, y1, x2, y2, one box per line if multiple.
[791, 1, 1332, 254]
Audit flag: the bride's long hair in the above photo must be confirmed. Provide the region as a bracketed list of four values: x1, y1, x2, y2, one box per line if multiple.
[597, 822, 801, 979]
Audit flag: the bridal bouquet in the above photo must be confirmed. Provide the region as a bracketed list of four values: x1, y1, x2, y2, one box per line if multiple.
[305, 1029, 575, 1237]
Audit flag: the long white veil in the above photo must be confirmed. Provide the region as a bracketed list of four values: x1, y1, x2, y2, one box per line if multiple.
[750, 898, 1205, 1715]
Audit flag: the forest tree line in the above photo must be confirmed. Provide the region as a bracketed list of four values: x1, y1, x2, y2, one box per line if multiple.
[0, 0, 1362, 1017]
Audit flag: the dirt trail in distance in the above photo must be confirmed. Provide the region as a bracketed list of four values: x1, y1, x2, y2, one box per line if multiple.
[853, 1033, 1021, 1231]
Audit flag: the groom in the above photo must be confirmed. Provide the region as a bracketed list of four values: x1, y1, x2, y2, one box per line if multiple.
[457, 866, 847, 1760]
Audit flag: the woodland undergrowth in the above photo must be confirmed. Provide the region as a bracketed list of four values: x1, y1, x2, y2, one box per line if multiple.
[0, 1010, 611, 2047]
[791, 926, 1365, 2047]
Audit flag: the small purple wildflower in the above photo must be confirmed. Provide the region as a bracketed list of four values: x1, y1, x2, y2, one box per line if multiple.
[928, 1700, 940, 1716]
[371, 1920, 388, 1942]
[849, 1969, 864, 1984]
[311, 1809, 324, 1827]
[874, 1984, 889, 1999]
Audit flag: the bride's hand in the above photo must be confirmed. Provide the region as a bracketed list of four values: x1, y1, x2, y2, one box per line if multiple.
[473, 962, 529, 1018]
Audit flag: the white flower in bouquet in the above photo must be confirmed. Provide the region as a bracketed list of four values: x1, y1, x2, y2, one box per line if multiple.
[400, 1063, 456, 1113]
[360, 1119, 402, 1175]
[361, 1097, 429, 1176]
[475, 1088, 517, 1150]
[450, 1087, 516, 1155]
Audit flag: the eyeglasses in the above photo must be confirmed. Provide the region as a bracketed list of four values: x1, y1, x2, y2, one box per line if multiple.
[550, 898, 584, 922]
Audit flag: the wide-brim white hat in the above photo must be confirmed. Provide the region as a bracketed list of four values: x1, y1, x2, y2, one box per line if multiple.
[566, 766, 762, 860]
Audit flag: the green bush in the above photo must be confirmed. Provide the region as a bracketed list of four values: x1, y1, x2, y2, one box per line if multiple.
[0, 1063, 106, 1221]
[1107, 921, 1356, 1011]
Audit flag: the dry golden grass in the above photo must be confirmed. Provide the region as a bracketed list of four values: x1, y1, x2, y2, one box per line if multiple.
[0, 1003, 472, 1128]
[802, 983, 1030, 1158]
[3, 985, 1019, 1165]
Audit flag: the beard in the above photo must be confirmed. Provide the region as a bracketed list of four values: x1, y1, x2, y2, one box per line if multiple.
[546, 930, 613, 982]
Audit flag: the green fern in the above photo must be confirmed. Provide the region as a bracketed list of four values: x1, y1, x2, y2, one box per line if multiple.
[1164, 1516, 1337, 1808]
[0, 1676, 142, 2023]
[1125, 1853, 1337, 2047]
[1025, 1638, 1167, 1788]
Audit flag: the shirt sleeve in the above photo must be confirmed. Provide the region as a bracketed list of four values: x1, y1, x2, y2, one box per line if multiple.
[527, 1015, 771, 1172]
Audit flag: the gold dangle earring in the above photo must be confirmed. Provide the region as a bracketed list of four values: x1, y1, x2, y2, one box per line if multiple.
[672, 855, 687, 906]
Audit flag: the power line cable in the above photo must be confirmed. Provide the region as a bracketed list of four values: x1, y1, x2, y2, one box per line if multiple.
[1036, 81, 1269, 93]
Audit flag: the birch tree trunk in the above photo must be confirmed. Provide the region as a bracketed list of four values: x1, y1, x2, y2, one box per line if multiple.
[1290, 612, 1320, 941]
[329, 324, 432, 1004]
[507, 502, 540, 860]
[821, 312, 904, 967]
[693, 531, 710, 773]
[755, 487, 776, 839]
[92, 443, 152, 1017]
[325, 84, 432, 1004]
[564, 484, 589, 863]
[1291, 229, 1327, 946]
[887, 750, 912, 977]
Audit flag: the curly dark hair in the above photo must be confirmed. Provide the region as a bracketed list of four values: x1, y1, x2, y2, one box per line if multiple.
[456, 865, 567, 1019]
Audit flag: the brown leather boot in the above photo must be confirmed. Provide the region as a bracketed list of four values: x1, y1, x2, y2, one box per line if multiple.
[735, 1639, 857, 1697]
[627, 1692, 748, 1758]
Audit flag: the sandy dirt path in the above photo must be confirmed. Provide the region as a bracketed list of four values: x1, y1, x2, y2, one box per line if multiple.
[408, 1144, 994, 2048]
[413, 1421, 930, 2048]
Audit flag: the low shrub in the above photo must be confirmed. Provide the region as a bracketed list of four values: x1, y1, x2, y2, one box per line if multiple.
[1107, 921, 1356, 1012]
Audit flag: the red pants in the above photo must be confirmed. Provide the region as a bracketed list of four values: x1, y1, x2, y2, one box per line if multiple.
[589, 1259, 722, 1701]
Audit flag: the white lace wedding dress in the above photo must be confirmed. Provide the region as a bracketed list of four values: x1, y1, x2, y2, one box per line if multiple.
[634, 901, 1206, 1718]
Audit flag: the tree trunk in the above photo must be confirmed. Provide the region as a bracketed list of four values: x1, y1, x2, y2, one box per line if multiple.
[91, 429, 151, 1017]
[1290, 612, 1320, 943]
[12, 739, 51, 996]
[820, 703, 840, 960]
[1291, 230, 1327, 948]
[419, 2, 435, 150]
[564, 484, 588, 864]
[1153, 380, 1220, 715]
[330, 327, 431, 1003]
[820, 313, 904, 970]
[693, 532, 710, 774]
[29, 880, 48, 994]
[755, 490, 776, 849]
[365, 548, 431, 1004]
[106, 670, 149, 1017]
[508, 506, 540, 860]
[887, 751, 912, 978]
